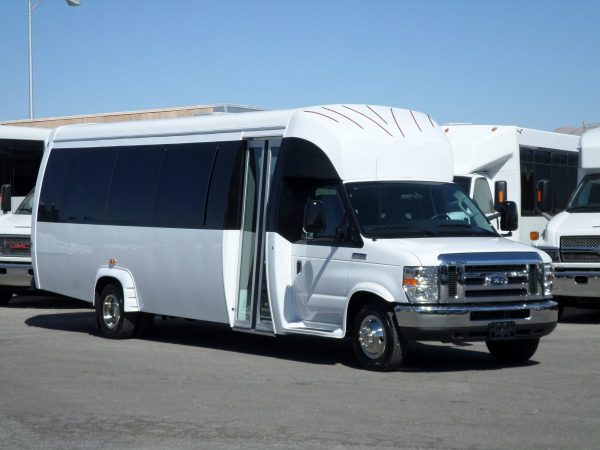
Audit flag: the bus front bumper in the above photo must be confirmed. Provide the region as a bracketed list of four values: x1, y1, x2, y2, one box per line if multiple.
[0, 263, 34, 288]
[394, 300, 558, 342]
[554, 269, 600, 298]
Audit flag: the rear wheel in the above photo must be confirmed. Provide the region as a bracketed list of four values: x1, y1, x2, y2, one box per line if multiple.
[96, 283, 137, 339]
[0, 289, 13, 306]
[486, 338, 540, 364]
[352, 304, 406, 371]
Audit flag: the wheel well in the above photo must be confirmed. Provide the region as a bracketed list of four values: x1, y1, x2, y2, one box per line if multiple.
[95, 277, 122, 305]
[346, 291, 393, 336]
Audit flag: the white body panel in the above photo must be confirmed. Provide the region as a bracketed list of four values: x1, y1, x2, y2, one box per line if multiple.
[446, 125, 579, 243]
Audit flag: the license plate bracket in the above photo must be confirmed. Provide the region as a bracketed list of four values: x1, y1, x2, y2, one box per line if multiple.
[488, 321, 516, 340]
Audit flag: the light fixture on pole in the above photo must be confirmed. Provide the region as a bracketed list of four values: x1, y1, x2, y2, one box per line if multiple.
[28, 0, 80, 119]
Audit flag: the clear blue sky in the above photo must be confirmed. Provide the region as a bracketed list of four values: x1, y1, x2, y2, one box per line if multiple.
[0, 0, 598, 131]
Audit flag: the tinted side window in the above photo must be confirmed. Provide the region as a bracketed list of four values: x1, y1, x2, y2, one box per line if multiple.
[107, 147, 164, 226]
[154, 143, 216, 228]
[205, 141, 245, 229]
[12, 151, 42, 196]
[39, 149, 72, 222]
[520, 146, 579, 216]
[65, 149, 117, 223]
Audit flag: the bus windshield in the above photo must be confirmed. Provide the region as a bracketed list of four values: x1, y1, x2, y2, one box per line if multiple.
[15, 190, 34, 215]
[346, 181, 497, 238]
[566, 174, 600, 212]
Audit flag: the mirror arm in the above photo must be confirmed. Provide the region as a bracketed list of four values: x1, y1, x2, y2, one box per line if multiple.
[541, 212, 553, 221]
[485, 211, 501, 221]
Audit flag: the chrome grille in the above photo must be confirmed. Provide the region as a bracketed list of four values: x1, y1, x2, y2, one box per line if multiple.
[0, 236, 31, 257]
[560, 236, 600, 263]
[439, 252, 544, 303]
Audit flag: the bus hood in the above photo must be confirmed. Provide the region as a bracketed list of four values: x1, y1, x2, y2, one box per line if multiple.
[0, 213, 32, 235]
[368, 236, 550, 266]
[542, 211, 600, 247]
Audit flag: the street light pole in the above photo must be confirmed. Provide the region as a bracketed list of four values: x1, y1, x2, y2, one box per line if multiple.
[27, 0, 80, 120]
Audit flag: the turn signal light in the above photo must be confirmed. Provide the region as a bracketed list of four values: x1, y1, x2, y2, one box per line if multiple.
[109, 258, 117, 266]
[530, 231, 540, 241]
[403, 278, 418, 287]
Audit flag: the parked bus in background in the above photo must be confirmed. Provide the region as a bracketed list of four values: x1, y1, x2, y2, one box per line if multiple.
[0, 125, 49, 212]
[0, 126, 49, 305]
[33, 105, 557, 371]
[534, 127, 600, 315]
[446, 125, 579, 243]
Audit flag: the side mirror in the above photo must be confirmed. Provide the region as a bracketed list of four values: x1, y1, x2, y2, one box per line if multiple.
[499, 201, 518, 231]
[536, 179, 552, 213]
[494, 180, 507, 211]
[303, 200, 326, 235]
[0, 184, 11, 213]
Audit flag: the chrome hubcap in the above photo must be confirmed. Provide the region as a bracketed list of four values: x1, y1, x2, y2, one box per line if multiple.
[102, 294, 120, 330]
[358, 314, 386, 359]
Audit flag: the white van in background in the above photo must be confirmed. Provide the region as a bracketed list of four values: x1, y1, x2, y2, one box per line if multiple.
[0, 126, 49, 304]
[446, 125, 579, 243]
[0, 126, 49, 212]
[33, 105, 557, 370]
[534, 127, 600, 313]
[0, 190, 34, 305]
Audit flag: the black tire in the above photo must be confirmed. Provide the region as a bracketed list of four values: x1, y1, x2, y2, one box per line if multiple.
[486, 338, 540, 364]
[96, 283, 137, 339]
[352, 304, 406, 371]
[0, 289, 13, 306]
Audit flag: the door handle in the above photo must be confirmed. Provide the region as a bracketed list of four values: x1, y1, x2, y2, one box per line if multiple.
[296, 260, 302, 275]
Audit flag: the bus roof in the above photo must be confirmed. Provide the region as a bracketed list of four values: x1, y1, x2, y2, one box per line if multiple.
[0, 125, 51, 141]
[50, 104, 453, 183]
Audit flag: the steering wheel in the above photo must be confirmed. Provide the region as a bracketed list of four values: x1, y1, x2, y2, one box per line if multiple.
[431, 213, 451, 221]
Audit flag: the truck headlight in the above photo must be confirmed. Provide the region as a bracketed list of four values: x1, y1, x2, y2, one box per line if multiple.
[543, 263, 554, 297]
[403, 266, 439, 303]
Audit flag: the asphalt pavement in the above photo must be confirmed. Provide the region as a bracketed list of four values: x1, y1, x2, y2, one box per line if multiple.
[1, 294, 599, 449]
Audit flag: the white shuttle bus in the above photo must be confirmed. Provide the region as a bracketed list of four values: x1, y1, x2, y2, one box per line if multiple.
[446, 125, 579, 243]
[33, 105, 557, 371]
[535, 127, 600, 313]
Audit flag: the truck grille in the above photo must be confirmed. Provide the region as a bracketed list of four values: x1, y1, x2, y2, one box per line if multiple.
[560, 236, 600, 263]
[439, 252, 544, 303]
[0, 236, 31, 257]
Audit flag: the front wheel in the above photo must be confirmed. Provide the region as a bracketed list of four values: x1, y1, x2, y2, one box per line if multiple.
[486, 338, 540, 364]
[352, 304, 406, 371]
[96, 284, 137, 339]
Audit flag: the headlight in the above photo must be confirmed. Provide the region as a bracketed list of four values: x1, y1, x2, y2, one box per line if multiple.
[543, 263, 554, 297]
[403, 266, 439, 303]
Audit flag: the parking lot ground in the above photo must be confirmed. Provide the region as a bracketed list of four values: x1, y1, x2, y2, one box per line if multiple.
[1, 294, 600, 449]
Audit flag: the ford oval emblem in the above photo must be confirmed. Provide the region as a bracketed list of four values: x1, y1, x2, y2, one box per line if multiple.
[485, 274, 509, 286]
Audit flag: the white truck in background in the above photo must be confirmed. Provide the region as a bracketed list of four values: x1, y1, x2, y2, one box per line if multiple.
[534, 127, 600, 314]
[0, 191, 35, 305]
[445, 125, 579, 243]
[0, 125, 50, 305]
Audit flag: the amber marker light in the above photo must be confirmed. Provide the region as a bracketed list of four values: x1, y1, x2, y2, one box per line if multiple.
[403, 277, 418, 287]
[530, 231, 540, 241]
[109, 258, 117, 266]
